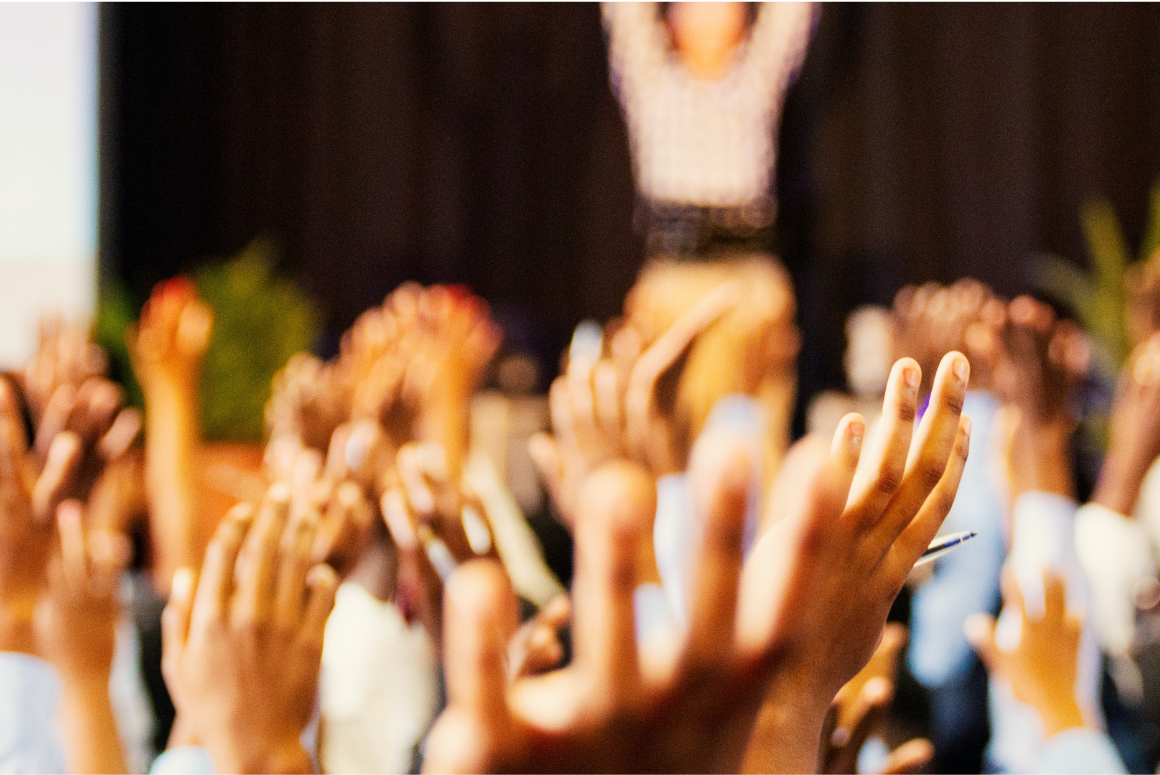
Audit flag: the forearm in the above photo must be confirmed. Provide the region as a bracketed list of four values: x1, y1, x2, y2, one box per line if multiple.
[57, 674, 127, 774]
[1092, 448, 1152, 516]
[0, 608, 36, 655]
[143, 380, 205, 593]
[1011, 423, 1074, 501]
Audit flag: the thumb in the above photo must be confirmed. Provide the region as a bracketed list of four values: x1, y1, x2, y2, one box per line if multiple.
[964, 612, 1001, 675]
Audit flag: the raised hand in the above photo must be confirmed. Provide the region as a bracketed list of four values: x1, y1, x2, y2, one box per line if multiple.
[424, 351, 969, 774]
[19, 314, 108, 427]
[991, 296, 1089, 501]
[126, 277, 213, 395]
[129, 278, 214, 593]
[892, 279, 1003, 395]
[380, 442, 497, 649]
[1092, 332, 1160, 515]
[529, 283, 737, 527]
[0, 379, 82, 648]
[161, 486, 339, 774]
[266, 353, 353, 458]
[36, 500, 132, 775]
[966, 571, 1085, 738]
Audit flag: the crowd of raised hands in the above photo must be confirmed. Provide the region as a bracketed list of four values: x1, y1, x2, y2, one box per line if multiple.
[4, 253, 1160, 775]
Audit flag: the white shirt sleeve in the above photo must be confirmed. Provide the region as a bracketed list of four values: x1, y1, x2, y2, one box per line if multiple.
[0, 652, 68, 774]
[740, 2, 818, 101]
[601, 2, 669, 109]
[1035, 728, 1127, 774]
[1075, 502, 1155, 656]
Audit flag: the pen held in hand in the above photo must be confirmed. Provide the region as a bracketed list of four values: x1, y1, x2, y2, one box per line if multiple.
[914, 530, 977, 568]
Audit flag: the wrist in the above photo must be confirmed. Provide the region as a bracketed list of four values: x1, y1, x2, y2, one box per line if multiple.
[1012, 424, 1074, 500]
[215, 738, 312, 775]
[0, 607, 36, 655]
[1040, 694, 1087, 738]
[1092, 452, 1149, 516]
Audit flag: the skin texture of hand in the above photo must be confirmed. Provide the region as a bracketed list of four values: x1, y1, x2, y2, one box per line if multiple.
[0, 379, 82, 652]
[990, 296, 1089, 501]
[424, 352, 970, 774]
[966, 571, 1086, 738]
[380, 442, 497, 650]
[161, 487, 339, 774]
[1092, 332, 1160, 515]
[36, 500, 131, 774]
[129, 278, 214, 595]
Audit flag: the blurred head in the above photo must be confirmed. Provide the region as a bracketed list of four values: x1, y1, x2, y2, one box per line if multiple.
[664, 2, 752, 80]
[624, 253, 799, 468]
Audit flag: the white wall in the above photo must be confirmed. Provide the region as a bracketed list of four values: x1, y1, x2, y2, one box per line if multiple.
[0, 2, 97, 368]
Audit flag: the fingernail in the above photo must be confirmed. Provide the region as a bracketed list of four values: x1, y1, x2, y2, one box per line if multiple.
[953, 357, 970, 385]
[903, 366, 920, 389]
[848, 420, 865, 452]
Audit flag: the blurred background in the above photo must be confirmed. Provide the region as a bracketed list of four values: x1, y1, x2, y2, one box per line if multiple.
[6, 2, 1160, 426]
[94, 3, 1160, 425]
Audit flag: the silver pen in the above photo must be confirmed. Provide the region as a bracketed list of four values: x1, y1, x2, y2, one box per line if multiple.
[914, 530, 977, 567]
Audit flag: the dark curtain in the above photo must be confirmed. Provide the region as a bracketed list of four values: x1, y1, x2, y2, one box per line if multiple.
[101, 2, 1160, 401]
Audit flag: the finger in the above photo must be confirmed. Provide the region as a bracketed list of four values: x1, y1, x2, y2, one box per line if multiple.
[548, 377, 579, 453]
[592, 359, 623, 442]
[56, 499, 90, 593]
[34, 384, 76, 461]
[839, 677, 892, 768]
[235, 484, 291, 623]
[382, 488, 419, 554]
[398, 443, 437, 517]
[301, 563, 340, 647]
[442, 559, 517, 725]
[160, 566, 197, 682]
[75, 378, 121, 446]
[192, 503, 252, 625]
[1000, 566, 1027, 617]
[541, 593, 572, 630]
[881, 738, 935, 775]
[275, 504, 320, 628]
[99, 408, 142, 461]
[964, 612, 1001, 675]
[33, 432, 81, 526]
[88, 529, 132, 597]
[565, 357, 600, 448]
[685, 430, 752, 671]
[830, 413, 867, 492]
[624, 282, 739, 458]
[889, 414, 971, 573]
[847, 358, 922, 519]
[877, 352, 969, 543]
[571, 461, 653, 706]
